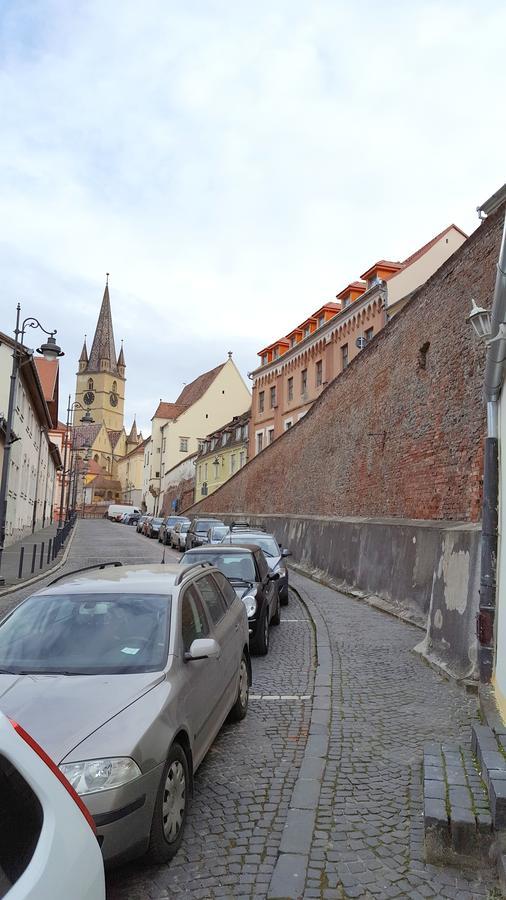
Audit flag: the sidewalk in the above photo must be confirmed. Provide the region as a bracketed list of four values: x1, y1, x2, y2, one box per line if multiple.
[0, 522, 70, 590]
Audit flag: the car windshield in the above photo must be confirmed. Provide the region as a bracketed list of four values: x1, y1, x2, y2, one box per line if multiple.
[211, 526, 230, 540]
[196, 520, 222, 532]
[181, 552, 256, 582]
[228, 534, 279, 557]
[0, 593, 171, 675]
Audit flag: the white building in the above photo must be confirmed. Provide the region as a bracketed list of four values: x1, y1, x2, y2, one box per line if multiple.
[0, 334, 62, 546]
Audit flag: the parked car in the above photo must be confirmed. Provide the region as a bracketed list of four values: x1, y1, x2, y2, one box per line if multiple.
[136, 515, 149, 534]
[222, 530, 291, 605]
[0, 562, 250, 867]
[180, 544, 280, 654]
[170, 521, 191, 551]
[186, 518, 225, 550]
[158, 516, 190, 546]
[124, 513, 140, 527]
[0, 709, 105, 899]
[146, 517, 164, 539]
[207, 525, 230, 545]
[107, 504, 141, 522]
[141, 516, 154, 536]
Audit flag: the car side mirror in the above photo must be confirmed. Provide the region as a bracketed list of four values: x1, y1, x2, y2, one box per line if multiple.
[268, 572, 280, 580]
[281, 549, 292, 558]
[184, 638, 221, 662]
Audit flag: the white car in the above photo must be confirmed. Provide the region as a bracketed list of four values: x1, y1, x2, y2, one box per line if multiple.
[0, 711, 105, 900]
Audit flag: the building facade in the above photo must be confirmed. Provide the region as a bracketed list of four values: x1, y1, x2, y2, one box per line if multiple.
[250, 224, 467, 457]
[194, 410, 250, 500]
[143, 356, 250, 513]
[0, 334, 62, 545]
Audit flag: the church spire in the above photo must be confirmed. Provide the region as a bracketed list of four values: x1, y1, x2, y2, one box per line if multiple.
[127, 417, 138, 443]
[117, 340, 125, 370]
[78, 335, 88, 372]
[87, 275, 118, 373]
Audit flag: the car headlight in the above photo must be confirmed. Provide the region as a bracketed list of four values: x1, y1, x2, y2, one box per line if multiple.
[278, 566, 287, 577]
[60, 757, 142, 795]
[242, 593, 257, 618]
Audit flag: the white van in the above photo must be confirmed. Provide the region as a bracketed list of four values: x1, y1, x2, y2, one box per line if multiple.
[107, 504, 141, 521]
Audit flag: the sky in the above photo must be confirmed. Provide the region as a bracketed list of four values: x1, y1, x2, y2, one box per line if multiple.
[0, 0, 505, 435]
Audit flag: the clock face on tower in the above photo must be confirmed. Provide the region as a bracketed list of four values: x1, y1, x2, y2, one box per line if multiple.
[109, 392, 118, 407]
[83, 391, 94, 405]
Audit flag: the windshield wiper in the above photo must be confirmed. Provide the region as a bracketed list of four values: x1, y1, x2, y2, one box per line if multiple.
[229, 577, 254, 586]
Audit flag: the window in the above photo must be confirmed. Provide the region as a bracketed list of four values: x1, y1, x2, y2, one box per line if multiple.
[342, 298, 350, 309]
[87, 378, 94, 391]
[204, 463, 208, 480]
[257, 432, 264, 453]
[365, 327, 374, 342]
[179, 437, 188, 453]
[270, 386, 276, 408]
[268, 428, 274, 444]
[198, 575, 227, 625]
[290, 336, 296, 348]
[284, 420, 293, 430]
[273, 347, 279, 359]
[287, 377, 293, 402]
[301, 369, 308, 395]
[316, 360, 323, 387]
[221, 433, 228, 446]
[341, 344, 349, 369]
[239, 450, 246, 467]
[230, 454, 236, 474]
[242, 425, 248, 441]
[235, 426, 242, 441]
[212, 571, 237, 608]
[304, 326, 310, 338]
[259, 391, 265, 413]
[181, 585, 209, 652]
[112, 380, 117, 393]
[317, 314, 324, 327]
[262, 354, 267, 365]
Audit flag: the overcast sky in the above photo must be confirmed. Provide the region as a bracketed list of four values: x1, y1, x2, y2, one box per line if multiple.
[0, 0, 504, 434]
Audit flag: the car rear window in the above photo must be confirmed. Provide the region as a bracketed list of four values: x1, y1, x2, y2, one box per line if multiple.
[181, 552, 256, 582]
[0, 593, 171, 675]
[196, 520, 222, 531]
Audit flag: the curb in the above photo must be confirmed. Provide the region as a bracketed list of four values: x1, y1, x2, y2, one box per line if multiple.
[267, 583, 332, 900]
[0, 523, 78, 599]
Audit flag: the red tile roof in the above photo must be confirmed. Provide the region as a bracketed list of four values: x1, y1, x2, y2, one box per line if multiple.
[152, 402, 187, 420]
[33, 358, 58, 401]
[401, 224, 468, 267]
[336, 281, 367, 299]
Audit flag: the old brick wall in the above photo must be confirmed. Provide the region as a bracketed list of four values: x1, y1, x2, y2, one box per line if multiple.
[160, 477, 195, 516]
[191, 208, 504, 522]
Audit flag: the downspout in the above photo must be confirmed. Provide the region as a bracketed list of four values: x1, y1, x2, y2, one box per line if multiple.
[479, 213, 506, 681]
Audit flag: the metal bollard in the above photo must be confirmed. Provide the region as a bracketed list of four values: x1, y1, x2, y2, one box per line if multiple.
[18, 547, 25, 579]
[31, 545, 37, 574]
[40, 542, 45, 569]
[47, 539, 52, 564]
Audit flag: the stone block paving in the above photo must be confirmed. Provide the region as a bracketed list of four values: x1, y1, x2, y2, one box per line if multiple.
[293, 573, 501, 899]
[1, 524, 503, 898]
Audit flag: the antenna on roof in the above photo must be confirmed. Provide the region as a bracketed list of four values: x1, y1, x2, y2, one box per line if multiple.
[106, 272, 110, 285]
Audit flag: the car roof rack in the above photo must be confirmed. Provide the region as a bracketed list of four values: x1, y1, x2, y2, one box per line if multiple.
[48, 561, 123, 586]
[175, 561, 214, 585]
[230, 522, 265, 532]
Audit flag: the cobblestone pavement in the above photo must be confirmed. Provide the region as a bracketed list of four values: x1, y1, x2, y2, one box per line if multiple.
[0, 522, 502, 898]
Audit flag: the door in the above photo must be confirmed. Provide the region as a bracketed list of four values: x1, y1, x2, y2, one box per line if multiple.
[178, 583, 222, 767]
[195, 573, 237, 723]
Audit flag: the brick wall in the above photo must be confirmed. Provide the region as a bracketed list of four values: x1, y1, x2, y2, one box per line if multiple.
[160, 477, 195, 516]
[190, 207, 504, 522]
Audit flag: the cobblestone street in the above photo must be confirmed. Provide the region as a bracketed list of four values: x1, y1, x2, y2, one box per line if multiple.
[0, 521, 502, 898]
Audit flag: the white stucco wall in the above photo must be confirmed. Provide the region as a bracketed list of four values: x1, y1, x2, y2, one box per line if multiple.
[387, 228, 467, 307]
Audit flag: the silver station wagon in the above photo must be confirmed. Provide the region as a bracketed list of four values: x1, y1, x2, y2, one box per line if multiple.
[0, 562, 251, 865]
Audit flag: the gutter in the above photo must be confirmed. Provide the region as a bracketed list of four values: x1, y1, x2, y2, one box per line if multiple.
[478, 212, 506, 681]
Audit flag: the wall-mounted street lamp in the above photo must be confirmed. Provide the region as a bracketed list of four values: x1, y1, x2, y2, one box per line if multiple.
[0, 305, 64, 580]
[467, 298, 492, 342]
[58, 396, 94, 530]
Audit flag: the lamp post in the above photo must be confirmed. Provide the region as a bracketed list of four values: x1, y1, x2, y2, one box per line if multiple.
[57, 396, 94, 531]
[0, 304, 63, 582]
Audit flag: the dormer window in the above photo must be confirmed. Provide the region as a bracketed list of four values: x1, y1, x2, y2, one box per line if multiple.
[262, 354, 268, 365]
[317, 315, 324, 327]
[342, 298, 350, 309]
[368, 275, 381, 288]
[273, 347, 279, 359]
[290, 336, 296, 347]
[304, 326, 310, 338]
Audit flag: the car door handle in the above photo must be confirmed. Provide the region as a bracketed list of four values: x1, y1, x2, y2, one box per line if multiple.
[234, 624, 239, 631]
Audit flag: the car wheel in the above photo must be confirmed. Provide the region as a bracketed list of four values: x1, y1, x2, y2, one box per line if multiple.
[253, 609, 269, 656]
[146, 743, 189, 865]
[229, 652, 249, 721]
[271, 591, 281, 626]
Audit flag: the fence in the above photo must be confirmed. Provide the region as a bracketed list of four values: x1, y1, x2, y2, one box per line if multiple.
[0, 514, 76, 585]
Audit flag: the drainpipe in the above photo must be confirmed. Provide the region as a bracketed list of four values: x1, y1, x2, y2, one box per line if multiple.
[479, 213, 506, 681]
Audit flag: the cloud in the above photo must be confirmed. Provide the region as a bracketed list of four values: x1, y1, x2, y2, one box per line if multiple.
[0, 0, 505, 433]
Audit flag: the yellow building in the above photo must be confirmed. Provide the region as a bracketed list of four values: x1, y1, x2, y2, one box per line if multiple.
[195, 410, 250, 500]
[72, 278, 140, 508]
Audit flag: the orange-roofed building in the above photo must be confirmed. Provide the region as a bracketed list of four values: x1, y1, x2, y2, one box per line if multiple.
[250, 223, 467, 457]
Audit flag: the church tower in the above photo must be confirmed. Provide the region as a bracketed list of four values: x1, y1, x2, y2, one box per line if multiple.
[74, 277, 126, 430]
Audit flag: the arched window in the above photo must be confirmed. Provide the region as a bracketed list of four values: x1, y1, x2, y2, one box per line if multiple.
[112, 380, 117, 393]
[88, 378, 94, 391]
